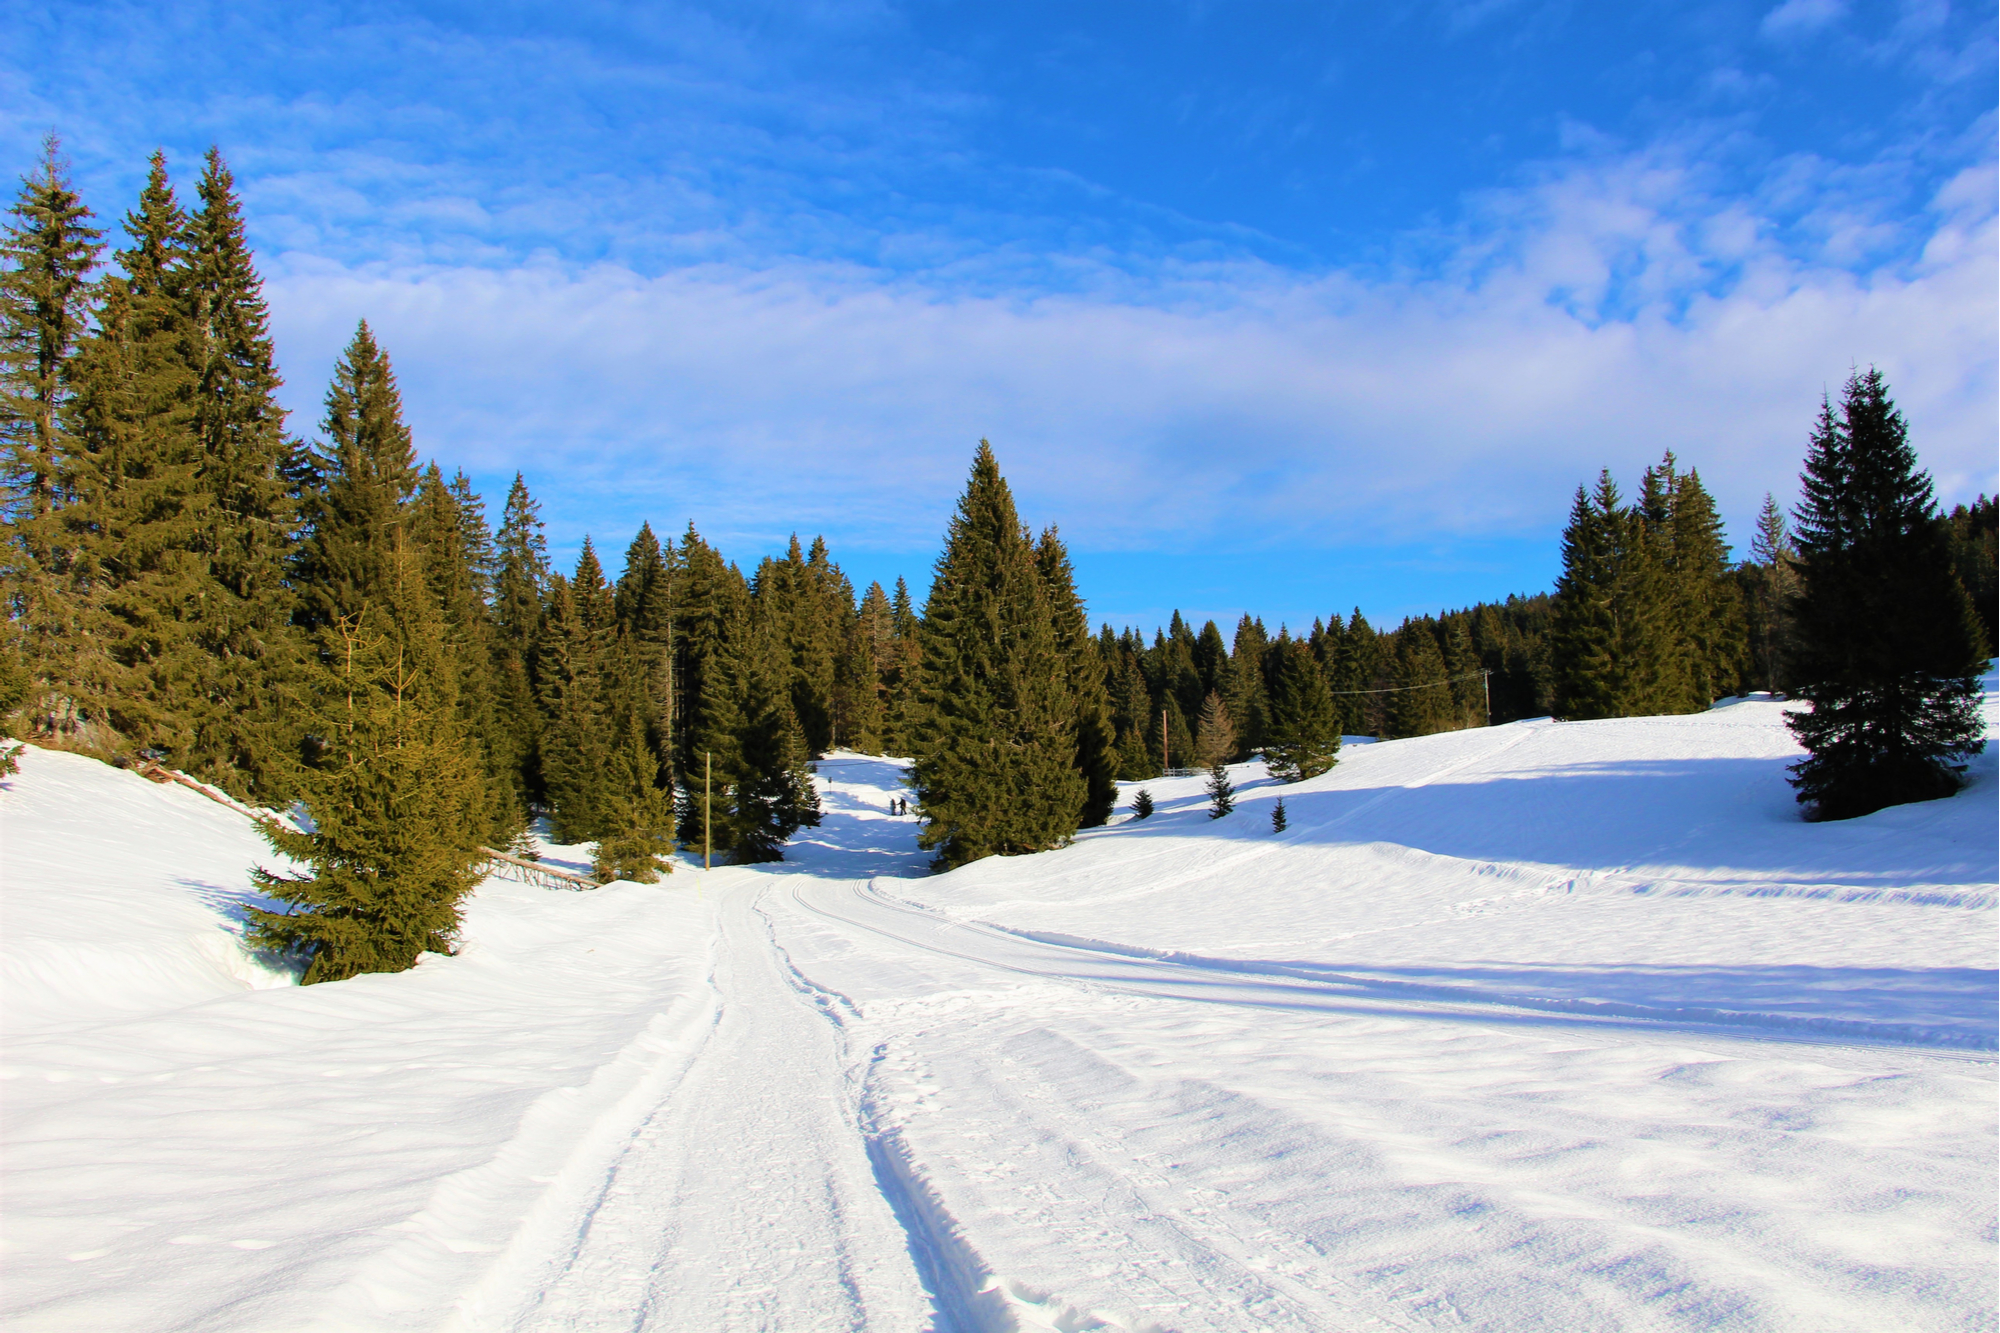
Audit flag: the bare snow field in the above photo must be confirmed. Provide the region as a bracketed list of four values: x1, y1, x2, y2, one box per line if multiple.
[2, 680, 1995, 1332]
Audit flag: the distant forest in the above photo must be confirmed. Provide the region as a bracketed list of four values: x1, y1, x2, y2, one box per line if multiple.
[4, 142, 1996, 912]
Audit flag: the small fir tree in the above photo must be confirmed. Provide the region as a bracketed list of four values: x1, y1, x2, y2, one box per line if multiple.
[248, 538, 488, 983]
[1270, 797, 1287, 833]
[1132, 787, 1154, 819]
[1263, 637, 1340, 782]
[1205, 758, 1234, 818]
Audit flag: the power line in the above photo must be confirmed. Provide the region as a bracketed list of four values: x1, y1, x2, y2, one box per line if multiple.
[1327, 669, 1491, 696]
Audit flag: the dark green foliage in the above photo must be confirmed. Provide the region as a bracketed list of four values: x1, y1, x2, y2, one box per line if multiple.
[248, 540, 488, 983]
[1742, 493, 1799, 694]
[1386, 618, 1454, 738]
[2, 137, 106, 748]
[1037, 526, 1118, 826]
[1132, 786, 1154, 819]
[1194, 689, 1235, 767]
[1205, 758, 1234, 818]
[1943, 496, 1996, 656]
[1550, 456, 1746, 721]
[1263, 636, 1340, 782]
[492, 474, 549, 802]
[538, 546, 615, 844]
[912, 442, 1083, 869]
[1786, 369, 1986, 820]
[1270, 797, 1287, 833]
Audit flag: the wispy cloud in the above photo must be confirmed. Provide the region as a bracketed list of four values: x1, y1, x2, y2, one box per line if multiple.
[1762, 0, 1848, 40]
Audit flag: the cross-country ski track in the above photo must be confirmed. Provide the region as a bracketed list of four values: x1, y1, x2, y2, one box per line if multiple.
[3, 678, 1995, 1332]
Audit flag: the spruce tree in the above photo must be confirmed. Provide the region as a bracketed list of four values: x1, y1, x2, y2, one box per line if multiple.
[1786, 369, 1986, 819]
[1387, 619, 1454, 737]
[1270, 796, 1287, 833]
[1549, 479, 1621, 719]
[1194, 689, 1236, 767]
[1745, 492, 1798, 694]
[1225, 614, 1270, 755]
[912, 442, 1083, 869]
[248, 536, 488, 983]
[1205, 758, 1234, 818]
[492, 473, 549, 801]
[1263, 636, 1340, 782]
[1037, 526, 1118, 826]
[1, 137, 105, 745]
[538, 543, 615, 843]
[178, 148, 298, 797]
[1131, 786, 1154, 819]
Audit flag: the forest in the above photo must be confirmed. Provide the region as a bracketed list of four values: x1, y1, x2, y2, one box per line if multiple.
[4, 143, 1994, 979]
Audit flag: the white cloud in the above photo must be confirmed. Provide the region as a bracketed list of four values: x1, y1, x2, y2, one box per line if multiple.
[261, 146, 1998, 567]
[1761, 0, 1848, 40]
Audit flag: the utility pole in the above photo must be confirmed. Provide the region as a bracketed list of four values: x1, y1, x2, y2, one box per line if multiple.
[704, 751, 712, 872]
[1161, 708, 1169, 776]
[1482, 670, 1492, 727]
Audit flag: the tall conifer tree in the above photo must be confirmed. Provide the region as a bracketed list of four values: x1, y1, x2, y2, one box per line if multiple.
[1787, 369, 1985, 818]
[912, 442, 1083, 868]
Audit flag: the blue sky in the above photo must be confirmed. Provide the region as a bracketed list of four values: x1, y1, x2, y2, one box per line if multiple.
[4, 0, 1994, 633]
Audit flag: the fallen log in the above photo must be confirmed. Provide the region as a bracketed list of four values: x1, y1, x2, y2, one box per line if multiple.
[475, 846, 602, 892]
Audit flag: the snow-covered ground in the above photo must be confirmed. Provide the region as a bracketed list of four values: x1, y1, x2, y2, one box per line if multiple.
[2, 681, 1994, 1332]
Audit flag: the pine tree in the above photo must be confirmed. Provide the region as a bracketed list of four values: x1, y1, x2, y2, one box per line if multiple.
[882, 575, 923, 753]
[538, 543, 616, 843]
[1263, 636, 1340, 782]
[1270, 796, 1287, 833]
[1037, 526, 1118, 826]
[1943, 496, 1997, 656]
[912, 442, 1083, 869]
[1225, 614, 1270, 755]
[1205, 757, 1234, 818]
[2, 136, 105, 746]
[295, 321, 418, 629]
[1786, 369, 1986, 819]
[1387, 619, 1454, 737]
[248, 535, 488, 983]
[1745, 492, 1798, 694]
[178, 147, 298, 798]
[1131, 786, 1154, 819]
[56, 151, 205, 759]
[492, 473, 549, 802]
[1194, 689, 1236, 767]
[1549, 477, 1622, 719]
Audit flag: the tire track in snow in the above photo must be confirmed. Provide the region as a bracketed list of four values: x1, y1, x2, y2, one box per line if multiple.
[440, 881, 933, 1333]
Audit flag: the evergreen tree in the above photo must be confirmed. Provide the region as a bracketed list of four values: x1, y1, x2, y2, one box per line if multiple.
[1387, 618, 1455, 737]
[912, 442, 1083, 869]
[248, 536, 488, 983]
[1942, 496, 1996, 656]
[1131, 786, 1154, 819]
[56, 151, 205, 759]
[294, 321, 418, 630]
[178, 148, 298, 797]
[1786, 369, 1986, 819]
[1744, 492, 1798, 694]
[1205, 758, 1234, 818]
[1549, 476, 1624, 719]
[2, 137, 105, 745]
[537, 545, 616, 843]
[1036, 526, 1118, 826]
[1193, 689, 1236, 768]
[1225, 614, 1270, 756]
[882, 575, 923, 753]
[491, 473, 548, 802]
[1270, 796, 1287, 833]
[1263, 636, 1340, 782]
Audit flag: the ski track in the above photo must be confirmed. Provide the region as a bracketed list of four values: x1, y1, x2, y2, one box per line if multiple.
[3, 684, 1996, 1332]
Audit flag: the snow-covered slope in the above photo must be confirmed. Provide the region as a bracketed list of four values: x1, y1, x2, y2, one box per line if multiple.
[1, 680, 1993, 1332]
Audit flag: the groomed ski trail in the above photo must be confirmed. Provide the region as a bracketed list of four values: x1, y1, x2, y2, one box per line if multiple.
[453, 877, 936, 1333]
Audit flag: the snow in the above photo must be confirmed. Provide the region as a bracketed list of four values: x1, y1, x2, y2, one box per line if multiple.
[2, 678, 1994, 1331]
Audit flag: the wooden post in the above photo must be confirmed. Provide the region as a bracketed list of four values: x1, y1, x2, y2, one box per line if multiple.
[1161, 708, 1169, 775]
[1483, 670, 1492, 727]
[704, 751, 712, 872]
